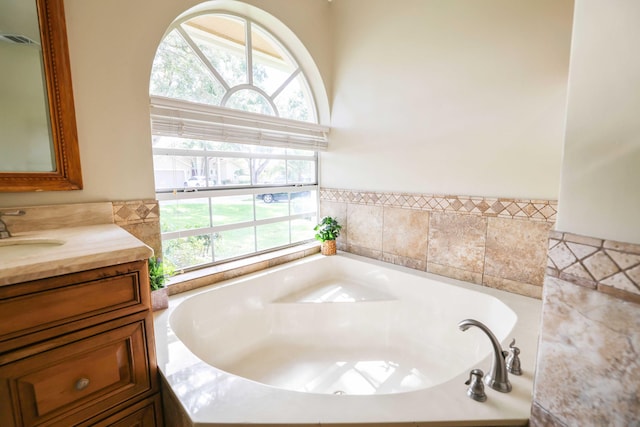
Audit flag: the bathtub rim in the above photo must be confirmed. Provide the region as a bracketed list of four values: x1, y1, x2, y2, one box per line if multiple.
[154, 252, 542, 426]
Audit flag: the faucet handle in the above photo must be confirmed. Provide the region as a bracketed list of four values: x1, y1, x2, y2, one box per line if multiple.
[505, 339, 522, 375]
[465, 369, 487, 402]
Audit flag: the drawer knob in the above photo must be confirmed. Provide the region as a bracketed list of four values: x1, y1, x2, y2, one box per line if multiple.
[75, 377, 90, 391]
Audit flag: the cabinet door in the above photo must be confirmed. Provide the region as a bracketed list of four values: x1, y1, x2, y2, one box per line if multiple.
[0, 320, 152, 427]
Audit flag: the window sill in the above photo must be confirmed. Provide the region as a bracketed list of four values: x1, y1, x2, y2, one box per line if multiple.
[165, 242, 320, 296]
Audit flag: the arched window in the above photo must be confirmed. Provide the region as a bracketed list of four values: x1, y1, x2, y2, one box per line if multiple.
[150, 7, 328, 273]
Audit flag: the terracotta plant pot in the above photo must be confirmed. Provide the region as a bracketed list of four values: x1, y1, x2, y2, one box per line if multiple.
[321, 240, 337, 256]
[151, 287, 168, 311]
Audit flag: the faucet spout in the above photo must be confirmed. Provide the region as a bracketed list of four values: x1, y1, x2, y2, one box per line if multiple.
[458, 318, 511, 393]
[0, 210, 26, 239]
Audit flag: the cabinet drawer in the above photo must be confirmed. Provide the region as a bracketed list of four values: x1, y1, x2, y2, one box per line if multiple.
[82, 394, 163, 427]
[0, 261, 149, 353]
[0, 320, 152, 427]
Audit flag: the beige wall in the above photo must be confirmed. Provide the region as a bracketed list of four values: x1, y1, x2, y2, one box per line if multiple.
[0, 0, 332, 208]
[2, 0, 576, 206]
[556, 0, 640, 244]
[323, 0, 573, 200]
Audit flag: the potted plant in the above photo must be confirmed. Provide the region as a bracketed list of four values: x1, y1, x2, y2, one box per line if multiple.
[148, 257, 174, 311]
[314, 216, 342, 256]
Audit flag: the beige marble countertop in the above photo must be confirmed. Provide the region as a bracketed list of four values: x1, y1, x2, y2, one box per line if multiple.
[0, 224, 153, 286]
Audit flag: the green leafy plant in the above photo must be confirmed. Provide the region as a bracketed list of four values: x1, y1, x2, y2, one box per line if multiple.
[148, 257, 175, 291]
[314, 216, 342, 242]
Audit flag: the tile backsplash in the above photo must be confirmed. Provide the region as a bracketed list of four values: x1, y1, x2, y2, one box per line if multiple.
[1, 200, 161, 257]
[1, 202, 113, 233]
[320, 187, 556, 298]
[532, 232, 640, 427]
[112, 200, 161, 256]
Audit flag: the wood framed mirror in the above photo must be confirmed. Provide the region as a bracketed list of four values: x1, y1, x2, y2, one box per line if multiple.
[0, 0, 82, 192]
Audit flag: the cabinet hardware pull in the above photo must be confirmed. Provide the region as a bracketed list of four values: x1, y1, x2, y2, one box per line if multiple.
[75, 377, 90, 391]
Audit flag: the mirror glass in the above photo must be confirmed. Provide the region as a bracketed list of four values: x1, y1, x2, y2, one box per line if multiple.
[0, 0, 55, 172]
[0, 0, 83, 192]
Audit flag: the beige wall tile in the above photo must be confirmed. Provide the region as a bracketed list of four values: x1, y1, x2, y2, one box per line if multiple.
[534, 277, 640, 427]
[582, 251, 619, 281]
[346, 243, 383, 261]
[485, 218, 552, 286]
[382, 207, 429, 260]
[530, 401, 564, 427]
[547, 232, 640, 302]
[604, 239, 640, 255]
[598, 283, 640, 305]
[113, 200, 159, 225]
[548, 242, 577, 270]
[2, 202, 114, 233]
[119, 222, 161, 257]
[427, 262, 482, 285]
[319, 200, 347, 245]
[483, 274, 543, 299]
[427, 212, 487, 275]
[346, 204, 383, 250]
[383, 253, 426, 271]
[564, 233, 603, 247]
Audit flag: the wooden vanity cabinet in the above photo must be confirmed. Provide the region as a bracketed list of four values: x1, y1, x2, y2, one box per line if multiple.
[0, 260, 163, 427]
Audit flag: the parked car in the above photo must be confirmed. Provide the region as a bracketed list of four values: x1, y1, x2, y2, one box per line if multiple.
[183, 176, 206, 188]
[256, 191, 310, 203]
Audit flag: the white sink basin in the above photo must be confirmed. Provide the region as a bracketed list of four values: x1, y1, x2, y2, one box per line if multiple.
[0, 237, 66, 248]
[0, 237, 66, 262]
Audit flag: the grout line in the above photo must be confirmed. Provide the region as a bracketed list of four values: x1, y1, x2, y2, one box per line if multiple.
[481, 216, 490, 287]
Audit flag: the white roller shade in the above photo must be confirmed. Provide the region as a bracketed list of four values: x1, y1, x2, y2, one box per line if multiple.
[150, 95, 329, 150]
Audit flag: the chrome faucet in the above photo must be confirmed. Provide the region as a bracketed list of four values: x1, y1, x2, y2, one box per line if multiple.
[458, 318, 512, 393]
[0, 210, 26, 239]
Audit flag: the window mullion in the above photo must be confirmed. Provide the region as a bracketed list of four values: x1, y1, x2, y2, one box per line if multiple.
[270, 68, 301, 100]
[209, 197, 215, 262]
[246, 20, 253, 86]
[176, 25, 230, 92]
[156, 184, 318, 200]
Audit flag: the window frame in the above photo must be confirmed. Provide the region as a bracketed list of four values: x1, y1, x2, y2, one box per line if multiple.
[150, 9, 328, 273]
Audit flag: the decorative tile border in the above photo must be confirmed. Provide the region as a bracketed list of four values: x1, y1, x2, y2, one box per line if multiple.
[320, 188, 557, 222]
[112, 200, 162, 257]
[547, 231, 640, 304]
[112, 200, 160, 225]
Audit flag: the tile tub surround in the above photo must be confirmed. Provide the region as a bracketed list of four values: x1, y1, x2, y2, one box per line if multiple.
[320, 188, 556, 298]
[531, 233, 640, 427]
[531, 276, 640, 427]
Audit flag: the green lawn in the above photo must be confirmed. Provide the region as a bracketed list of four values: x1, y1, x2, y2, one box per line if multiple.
[160, 197, 293, 232]
[160, 197, 315, 270]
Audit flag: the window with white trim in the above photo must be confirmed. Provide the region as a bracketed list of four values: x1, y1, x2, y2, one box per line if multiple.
[150, 12, 327, 273]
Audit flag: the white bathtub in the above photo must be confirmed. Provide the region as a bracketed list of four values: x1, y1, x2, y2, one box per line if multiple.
[154, 253, 541, 426]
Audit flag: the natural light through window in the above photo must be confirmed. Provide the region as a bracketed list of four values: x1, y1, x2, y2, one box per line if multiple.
[149, 10, 328, 273]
